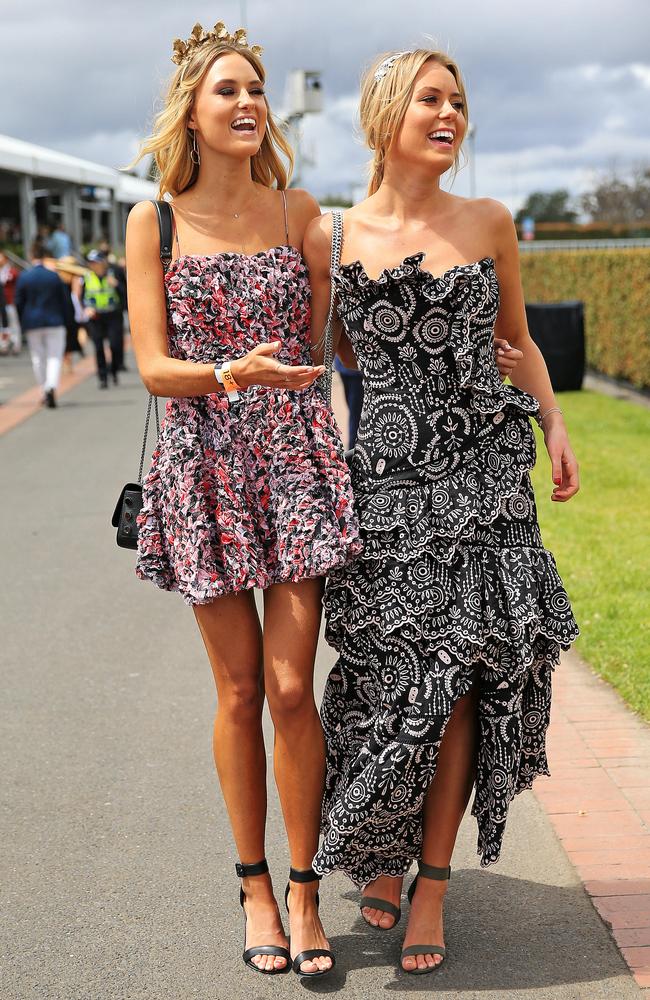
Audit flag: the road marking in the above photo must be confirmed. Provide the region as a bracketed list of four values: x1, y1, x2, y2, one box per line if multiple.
[0, 355, 96, 437]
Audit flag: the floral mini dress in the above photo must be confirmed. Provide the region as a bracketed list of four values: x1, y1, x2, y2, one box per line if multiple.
[136, 192, 361, 604]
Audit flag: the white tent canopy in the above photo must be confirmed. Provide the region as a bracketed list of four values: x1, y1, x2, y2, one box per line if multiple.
[0, 132, 156, 248]
[0, 133, 118, 188]
[0, 132, 156, 199]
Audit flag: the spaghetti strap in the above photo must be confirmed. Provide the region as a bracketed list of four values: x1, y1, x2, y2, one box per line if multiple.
[280, 189, 290, 244]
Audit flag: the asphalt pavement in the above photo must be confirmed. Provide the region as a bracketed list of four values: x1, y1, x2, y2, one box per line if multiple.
[1, 358, 642, 999]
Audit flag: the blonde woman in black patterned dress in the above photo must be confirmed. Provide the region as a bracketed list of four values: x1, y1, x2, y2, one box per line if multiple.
[306, 48, 579, 975]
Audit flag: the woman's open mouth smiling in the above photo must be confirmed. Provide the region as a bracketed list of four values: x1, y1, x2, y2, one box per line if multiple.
[428, 129, 455, 149]
[231, 116, 257, 134]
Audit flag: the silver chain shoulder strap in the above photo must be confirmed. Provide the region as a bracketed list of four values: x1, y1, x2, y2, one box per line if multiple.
[137, 391, 161, 483]
[319, 209, 343, 407]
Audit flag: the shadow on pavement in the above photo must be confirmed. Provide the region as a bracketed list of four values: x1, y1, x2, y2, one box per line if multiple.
[301, 870, 624, 993]
[61, 397, 136, 409]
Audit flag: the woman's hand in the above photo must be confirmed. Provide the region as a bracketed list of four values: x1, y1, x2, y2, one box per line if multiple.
[231, 341, 325, 390]
[494, 337, 523, 380]
[542, 412, 580, 502]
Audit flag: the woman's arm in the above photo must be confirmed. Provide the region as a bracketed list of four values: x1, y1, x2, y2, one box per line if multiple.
[491, 203, 579, 502]
[125, 201, 322, 398]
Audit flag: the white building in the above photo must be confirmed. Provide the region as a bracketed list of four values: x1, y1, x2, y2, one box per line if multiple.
[0, 133, 157, 253]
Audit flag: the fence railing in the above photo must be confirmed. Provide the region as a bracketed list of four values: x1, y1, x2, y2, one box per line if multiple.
[519, 238, 650, 251]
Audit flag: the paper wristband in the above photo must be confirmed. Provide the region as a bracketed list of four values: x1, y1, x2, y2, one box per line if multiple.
[221, 364, 241, 392]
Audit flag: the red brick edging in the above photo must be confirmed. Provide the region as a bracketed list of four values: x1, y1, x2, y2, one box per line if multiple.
[534, 651, 650, 990]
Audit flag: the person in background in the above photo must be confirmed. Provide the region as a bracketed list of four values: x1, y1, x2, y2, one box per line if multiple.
[46, 220, 73, 259]
[0, 281, 8, 387]
[55, 256, 87, 371]
[82, 249, 123, 388]
[333, 355, 363, 448]
[0, 246, 22, 355]
[0, 280, 8, 328]
[105, 244, 128, 372]
[15, 240, 72, 408]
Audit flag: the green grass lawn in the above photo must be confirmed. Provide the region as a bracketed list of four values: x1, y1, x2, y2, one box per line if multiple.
[529, 389, 650, 719]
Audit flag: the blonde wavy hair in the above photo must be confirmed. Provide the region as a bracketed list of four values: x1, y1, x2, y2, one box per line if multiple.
[360, 48, 469, 196]
[131, 41, 294, 198]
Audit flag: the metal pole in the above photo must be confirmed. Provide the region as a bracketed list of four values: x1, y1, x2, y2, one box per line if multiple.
[63, 186, 82, 251]
[18, 175, 36, 256]
[286, 113, 303, 187]
[109, 193, 120, 251]
[468, 123, 476, 199]
[239, 0, 247, 24]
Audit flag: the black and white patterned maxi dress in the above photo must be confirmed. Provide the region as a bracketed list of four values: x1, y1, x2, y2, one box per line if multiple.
[313, 252, 578, 889]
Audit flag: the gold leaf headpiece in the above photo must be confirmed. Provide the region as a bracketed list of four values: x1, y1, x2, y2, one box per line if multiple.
[171, 21, 263, 66]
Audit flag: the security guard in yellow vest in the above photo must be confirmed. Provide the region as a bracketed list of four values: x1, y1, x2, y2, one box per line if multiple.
[83, 249, 124, 388]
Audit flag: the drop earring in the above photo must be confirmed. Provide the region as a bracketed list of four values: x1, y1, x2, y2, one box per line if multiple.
[190, 129, 201, 166]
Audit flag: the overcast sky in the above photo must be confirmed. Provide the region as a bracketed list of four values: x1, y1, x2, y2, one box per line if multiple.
[4, 0, 649, 211]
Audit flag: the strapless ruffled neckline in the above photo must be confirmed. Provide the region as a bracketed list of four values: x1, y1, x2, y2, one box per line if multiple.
[336, 252, 495, 287]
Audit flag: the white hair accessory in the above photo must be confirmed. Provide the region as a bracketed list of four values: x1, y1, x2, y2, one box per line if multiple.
[374, 51, 411, 82]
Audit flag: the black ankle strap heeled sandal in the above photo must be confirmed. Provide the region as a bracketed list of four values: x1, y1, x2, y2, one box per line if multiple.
[402, 861, 451, 975]
[284, 867, 336, 978]
[236, 858, 291, 976]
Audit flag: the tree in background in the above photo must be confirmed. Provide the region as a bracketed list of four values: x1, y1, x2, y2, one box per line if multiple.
[581, 167, 650, 224]
[514, 189, 578, 224]
[319, 194, 353, 208]
[146, 156, 159, 183]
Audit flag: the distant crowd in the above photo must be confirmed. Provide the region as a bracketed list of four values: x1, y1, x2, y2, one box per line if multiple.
[0, 222, 128, 408]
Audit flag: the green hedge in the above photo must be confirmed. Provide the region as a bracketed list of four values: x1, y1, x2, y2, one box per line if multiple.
[520, 249, 650, 389]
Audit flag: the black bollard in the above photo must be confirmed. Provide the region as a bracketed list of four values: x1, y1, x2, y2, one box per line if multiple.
[525, 301, 585, 392]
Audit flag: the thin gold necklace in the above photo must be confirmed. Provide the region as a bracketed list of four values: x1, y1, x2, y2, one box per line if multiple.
[192, 191, 256, 222]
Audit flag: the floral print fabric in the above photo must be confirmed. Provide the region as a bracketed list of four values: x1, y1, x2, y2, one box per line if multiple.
[136, 248, 361, 604]
[313, 253, 578, 888]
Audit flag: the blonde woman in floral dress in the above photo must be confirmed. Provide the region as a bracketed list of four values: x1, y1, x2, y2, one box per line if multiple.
[126, 23, 361, 978]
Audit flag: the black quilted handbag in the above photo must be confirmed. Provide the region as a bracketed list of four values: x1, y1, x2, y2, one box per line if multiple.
[111, 393, 160, 548]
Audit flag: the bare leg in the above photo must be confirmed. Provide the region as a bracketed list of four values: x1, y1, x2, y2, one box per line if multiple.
[401, 685, 479, 973]
[194, 590, 288, 973]
[263, 578, 332, 974]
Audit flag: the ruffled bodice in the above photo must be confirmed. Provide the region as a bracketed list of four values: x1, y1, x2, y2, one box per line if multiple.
[164, 247, 312, 366]
[334, 254, 538, 485]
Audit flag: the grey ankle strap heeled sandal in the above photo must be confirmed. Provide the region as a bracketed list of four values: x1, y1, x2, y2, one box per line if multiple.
[401, 861, 451, 975]
[360, 883, 402, 929]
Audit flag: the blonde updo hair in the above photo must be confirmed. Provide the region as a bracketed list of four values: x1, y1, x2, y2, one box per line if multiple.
[131, 40, 293, 198]
[360, 48, 469, 196]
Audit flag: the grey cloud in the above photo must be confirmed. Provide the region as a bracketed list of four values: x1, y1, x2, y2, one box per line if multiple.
[5, 0, 650, 203]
